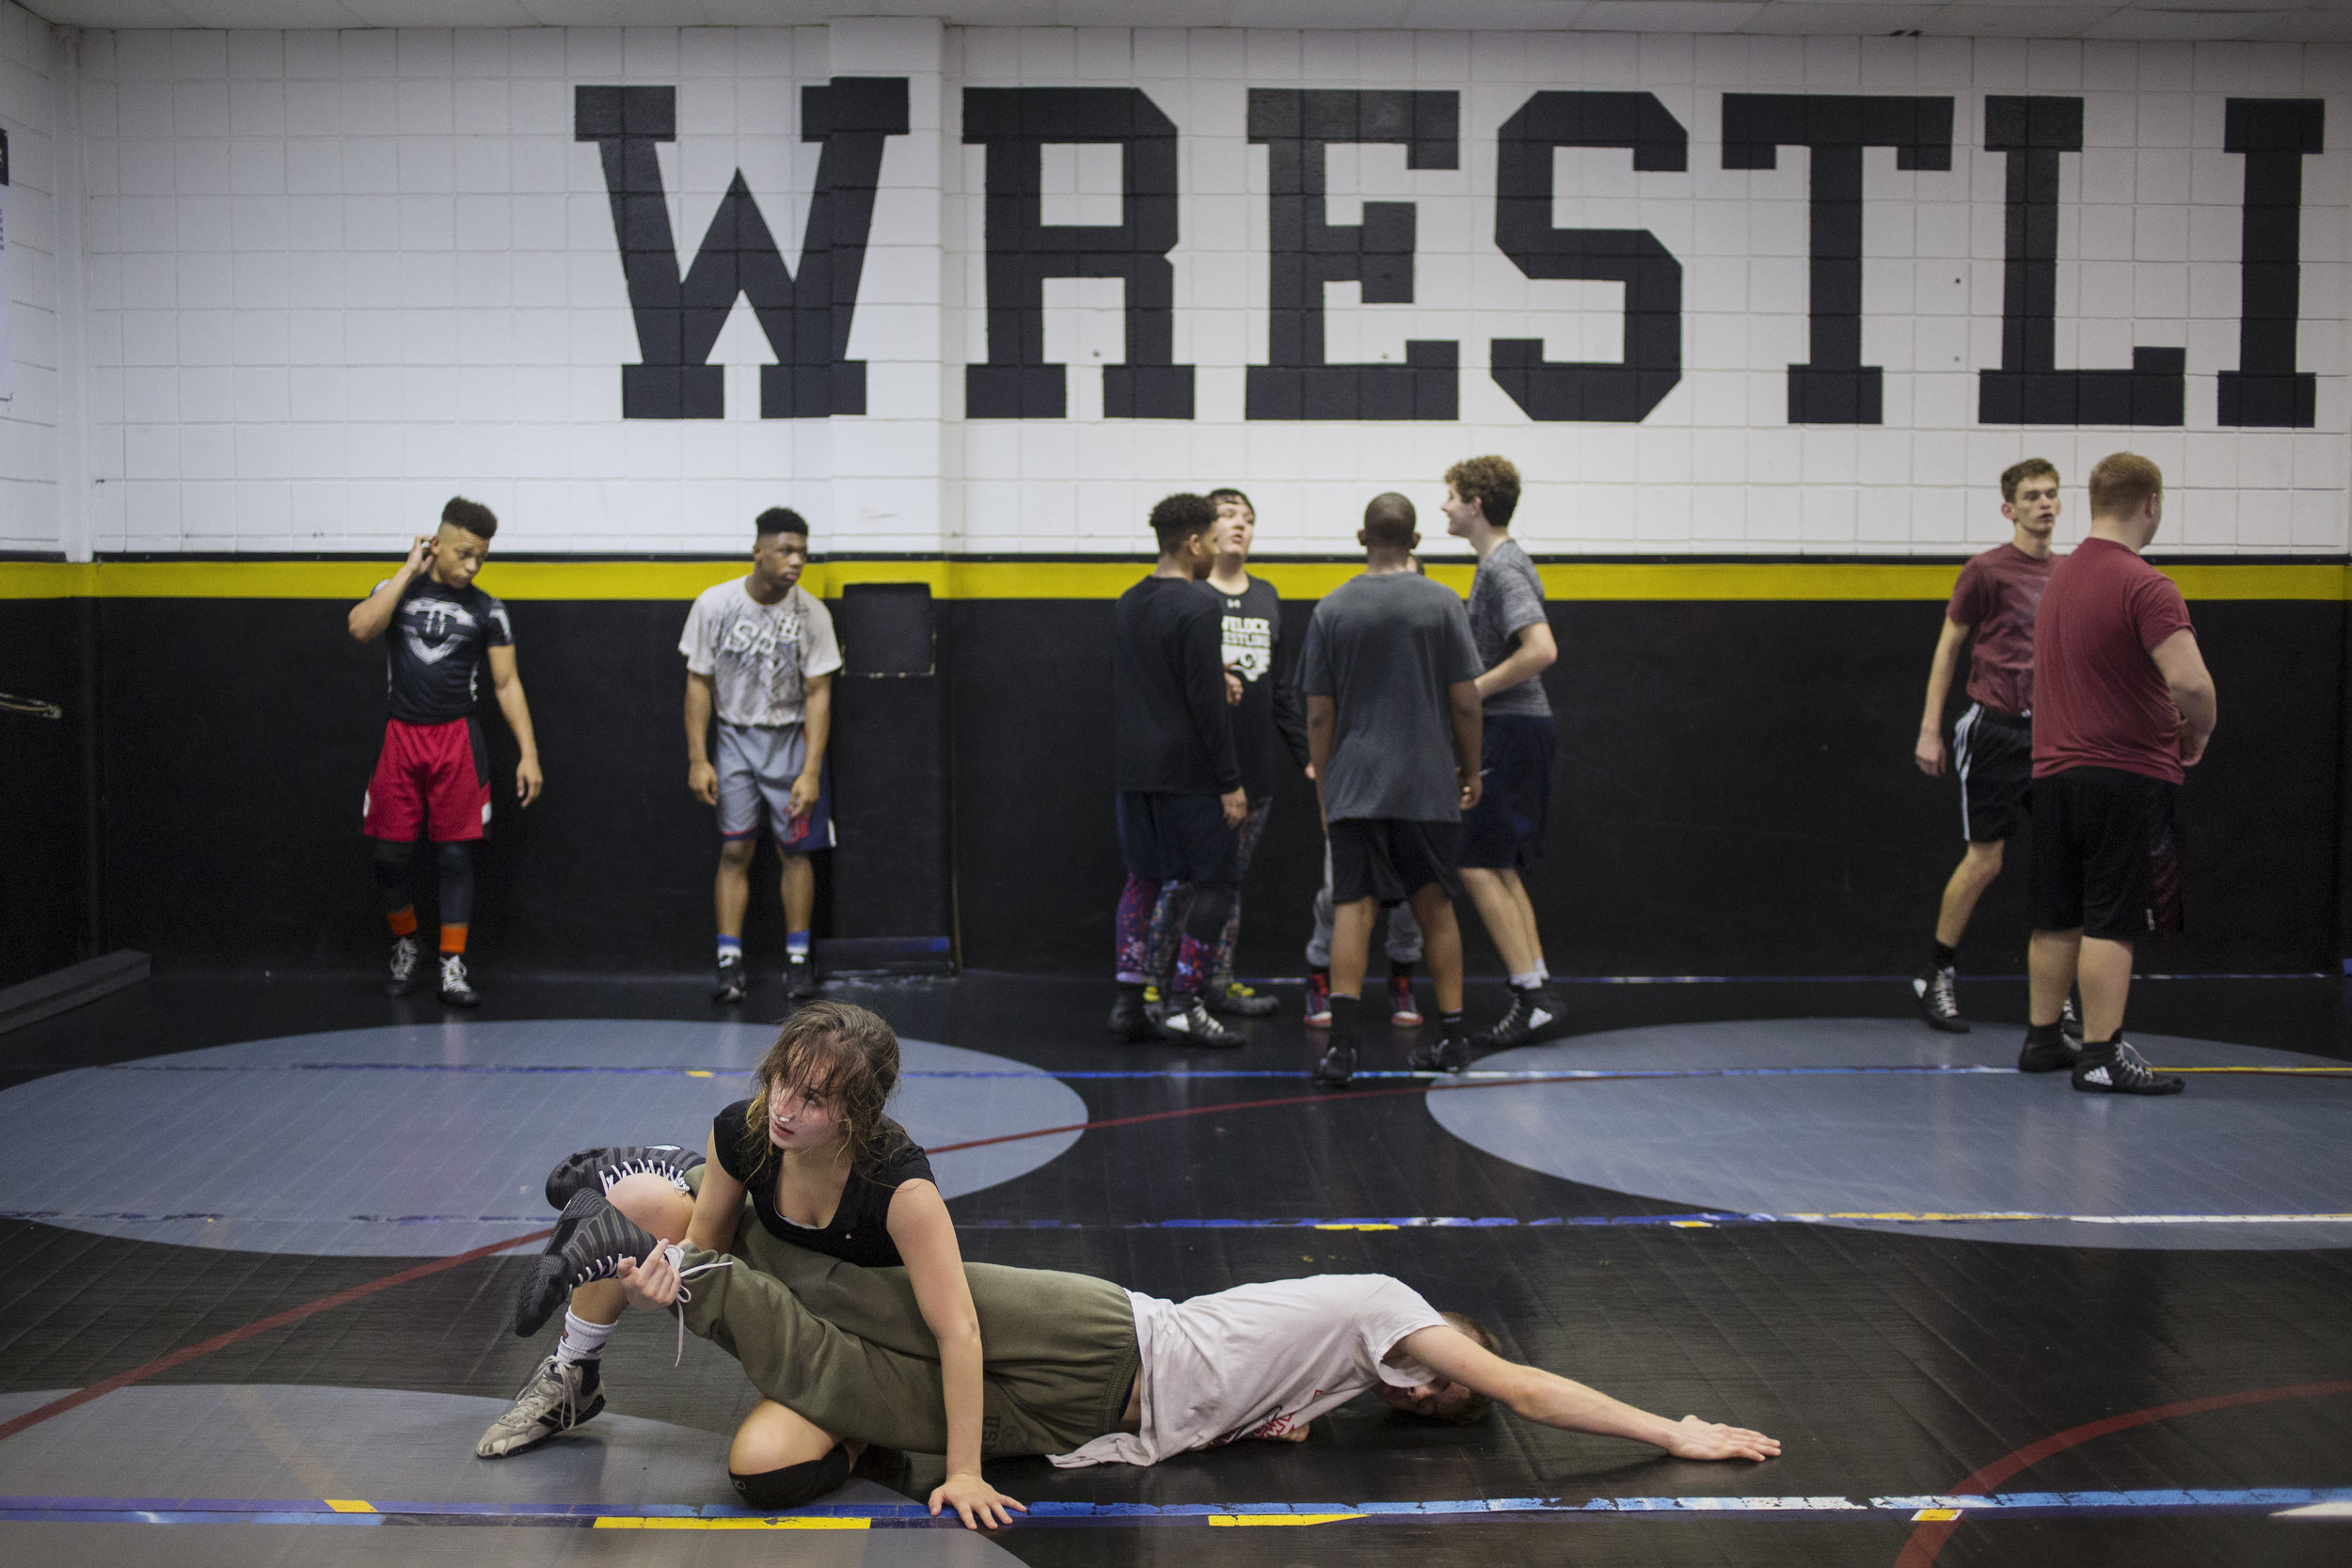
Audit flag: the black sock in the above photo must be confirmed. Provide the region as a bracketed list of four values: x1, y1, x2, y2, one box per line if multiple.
[1327, 993, 1361, 1041]
[2026, 1020, 2063, 1045]
[1931, 941, 1956, 970]
[1390, 959, 1414, 979]
[2088, 1033, 2122, 1052]
[1440, 1009, 1465, 1037]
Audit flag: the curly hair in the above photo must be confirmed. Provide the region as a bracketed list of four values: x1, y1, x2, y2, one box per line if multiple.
[1442, 455, 1520, 528]
[740, 1002, 901, 1175]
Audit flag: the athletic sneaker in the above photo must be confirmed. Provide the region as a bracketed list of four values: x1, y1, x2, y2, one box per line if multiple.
[474, 1353, 605, 1458]
[2061, 994, 2084, 1045]
[2016, 1025, 2078, 1074]
[1388, 974, 1423, 1027]
[714, 951, 745, 1004]
[1106, 987, 1155, 1041]
[786, 951, 819, 1001]
[385, 934, 421, 998]
[1406, 1033, 1470, 1073]
[439, 952, 481, 1007]
[2072, 1038, 2185, 1097]
[1312, 1038, 1358, 1090]
[1471, 985, 1563, 1049]
[1211, 981, 1279, 1018]
[1156, 997, 1246, 1049]
[1912, 965, 1966, 1033]
[516, 1190, 664, 1338]
[544, 1145, 707, 1211]
[1303, 973, 1333, 1028]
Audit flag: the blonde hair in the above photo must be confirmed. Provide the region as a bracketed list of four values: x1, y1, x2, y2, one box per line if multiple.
[2088, 451, 2163, 521]
[741, 1002, 901, 1173]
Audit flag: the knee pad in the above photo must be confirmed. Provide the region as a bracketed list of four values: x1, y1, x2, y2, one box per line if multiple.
[1183, 882, 1236, 942]
[730, 1444, 851, 1512]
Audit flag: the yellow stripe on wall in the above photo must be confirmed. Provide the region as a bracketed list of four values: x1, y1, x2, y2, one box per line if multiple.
[1, 558, 2344, 602]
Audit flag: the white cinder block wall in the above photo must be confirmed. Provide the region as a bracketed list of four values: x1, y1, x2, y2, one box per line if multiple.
[32, 23, 2352, 558]
[0, 0, 59, 553]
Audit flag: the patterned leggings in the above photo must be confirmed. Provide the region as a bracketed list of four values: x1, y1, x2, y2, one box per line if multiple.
[1112, 798, 1271, 995]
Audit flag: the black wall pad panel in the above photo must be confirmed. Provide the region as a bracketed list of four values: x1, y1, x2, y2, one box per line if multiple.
[830, 587, 950, 948]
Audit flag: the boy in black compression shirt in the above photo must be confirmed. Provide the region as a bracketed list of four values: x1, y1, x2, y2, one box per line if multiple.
[346, 498, 543, 1005]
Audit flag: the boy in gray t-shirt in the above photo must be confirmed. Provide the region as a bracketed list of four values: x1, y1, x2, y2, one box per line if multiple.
[1299, 493, 1485, 1089]
[680, 508, 844, 1004]
[1442, 456, 1565, 1049]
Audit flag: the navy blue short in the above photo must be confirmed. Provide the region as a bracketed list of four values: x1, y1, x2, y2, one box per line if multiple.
[1115, 790, 1239, 885]
[1456, 714, 1556, 870]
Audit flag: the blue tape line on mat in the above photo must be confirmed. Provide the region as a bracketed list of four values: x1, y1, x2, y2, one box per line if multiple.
[8, 1209, 2348, 1228]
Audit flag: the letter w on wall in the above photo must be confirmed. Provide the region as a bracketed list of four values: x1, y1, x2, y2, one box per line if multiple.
[577, 79, 911, 420]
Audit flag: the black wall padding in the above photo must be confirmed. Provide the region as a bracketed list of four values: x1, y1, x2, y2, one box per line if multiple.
[829, 585, 947, 942]
[0, 596, 95, 986]
[71, 592, 2343, 980]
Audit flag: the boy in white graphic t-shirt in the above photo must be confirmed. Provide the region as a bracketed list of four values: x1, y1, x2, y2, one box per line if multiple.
[680, 509, 844, 1003]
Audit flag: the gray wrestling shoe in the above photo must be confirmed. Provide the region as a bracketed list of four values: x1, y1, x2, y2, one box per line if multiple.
[474, 1354, 604, 1458]
[543, 1145, 706, 1211]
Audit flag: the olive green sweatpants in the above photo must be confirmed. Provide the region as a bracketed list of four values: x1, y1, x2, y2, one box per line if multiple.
[672, 1192, 1137, 1458]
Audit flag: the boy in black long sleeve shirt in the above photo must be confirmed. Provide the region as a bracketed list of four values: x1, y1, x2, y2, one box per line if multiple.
[1110, 495, 1248, 1047]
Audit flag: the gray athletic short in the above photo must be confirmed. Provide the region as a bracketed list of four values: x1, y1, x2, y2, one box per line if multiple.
[716, 721, 834, 850]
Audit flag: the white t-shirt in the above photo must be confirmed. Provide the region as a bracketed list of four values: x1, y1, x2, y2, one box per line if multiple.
[1050, 1275, 1447, 1468]
[678, 578, 843, 729]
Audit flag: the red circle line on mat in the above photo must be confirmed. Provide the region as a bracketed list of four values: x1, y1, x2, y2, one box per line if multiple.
[0, 1227, 555, 1447]
[1891, 1378, 2352, 1567]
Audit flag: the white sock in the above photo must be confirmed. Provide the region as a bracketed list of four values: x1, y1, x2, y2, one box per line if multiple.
[1535, 959, 1550, 981]
[1509, 971, 1542, 990]
[556, 1309, 616, 1366]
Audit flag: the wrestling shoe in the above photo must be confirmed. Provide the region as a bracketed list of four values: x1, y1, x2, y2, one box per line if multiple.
[1303, 973, 1333, 1028]
[516, 1190, 662, 1338]
[1211, 981, 1280, 1018]
[439, 952, 481, 1007]
[1406, 1032, 1471, 1073]
[1156, 996, 1246, 1049]
[544, 1145, 706, 1211]
[1312, 1038, 1358, 1090]
[1912, 965, 1966, 1033]
[786, 950, 819, 1001]
[474, 1353, 604, 1458]
[2016, 1022, 2077, 1074]
[1388, 974, 1423, 1026]
[2061, 993, 2084, 1045]
[1106, 987, 1155, 1041]
[714, 951, 746, 1003]
[2072, 1038, 2185, 1097]
[385, 934, 421, 998]
[1471, 985, 1563, 1049]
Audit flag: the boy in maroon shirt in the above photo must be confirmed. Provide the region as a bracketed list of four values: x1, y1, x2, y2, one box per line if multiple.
[2020, 453, 2217, 1095]
[1911, 458, 2061, 1033]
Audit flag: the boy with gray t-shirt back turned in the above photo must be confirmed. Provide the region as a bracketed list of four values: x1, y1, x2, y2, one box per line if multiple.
[1299, 493, 1486, 1089]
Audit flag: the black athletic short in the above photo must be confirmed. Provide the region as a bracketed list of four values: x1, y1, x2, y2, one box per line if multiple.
[1457, 714, 1555, 870]
[2027, 766, 2185, 943]
[1953, 703, 2033, 844]
[1115, 790, 1239, 884]
[1328, 817, 1463, 907]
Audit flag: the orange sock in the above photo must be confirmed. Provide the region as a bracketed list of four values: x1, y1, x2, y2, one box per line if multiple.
[388, 907, 417, 939]
[439, 923, 469, 956]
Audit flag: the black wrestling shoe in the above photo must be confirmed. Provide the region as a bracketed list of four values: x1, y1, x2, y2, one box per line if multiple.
[1471, 985, 1563, 1049]
[2072, 1038, 2185, 1097]
[544, 1145, 706, 1211]
[786, 950, 819, 1000]
[1911, 965, 1966, 1033]
[1106, 986, 1155, 1041]
[2061, 993, 2084, 1046]
[1156, 996, 1246, 1048]
[385, 934, 421, 997]
[714, 951, 745, 1004]
[516, 1190, 663, 1338]
[2017, 1023, 2077, 1074]
[1312, 1038, 1358, 1090]
[439, 952, 481, 1007]
[1210, 981, 1280, 1018]
[1407, 1033, 1472, 1073]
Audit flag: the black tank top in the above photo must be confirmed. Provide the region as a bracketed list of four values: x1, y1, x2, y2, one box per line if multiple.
[711, 1101, 933, 1268]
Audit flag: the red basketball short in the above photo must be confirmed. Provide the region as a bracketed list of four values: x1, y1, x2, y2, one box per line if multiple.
[363, 718, 490, 843]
